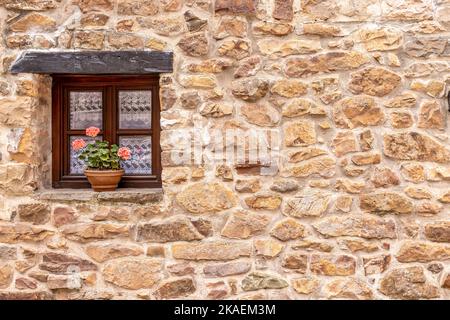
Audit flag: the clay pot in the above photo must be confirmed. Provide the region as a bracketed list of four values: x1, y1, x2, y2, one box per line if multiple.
[84, 169, 125, 192]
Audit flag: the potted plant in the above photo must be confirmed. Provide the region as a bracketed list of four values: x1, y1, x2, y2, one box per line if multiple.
[71, 127, 131, 192]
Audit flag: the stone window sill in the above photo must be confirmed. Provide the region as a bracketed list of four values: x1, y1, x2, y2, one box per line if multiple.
[33, 188, 163, 204]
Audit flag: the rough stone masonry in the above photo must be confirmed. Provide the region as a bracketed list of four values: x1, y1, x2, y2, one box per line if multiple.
[0, 0, 449, 300]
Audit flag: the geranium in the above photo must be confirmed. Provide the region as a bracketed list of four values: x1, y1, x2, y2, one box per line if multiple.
[86, 126, 100, 137]
[71, 138, 86, 151]
[117, 147, 131, 160]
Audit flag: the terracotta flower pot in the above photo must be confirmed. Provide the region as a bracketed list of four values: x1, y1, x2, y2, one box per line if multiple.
[84, 169, 125, 192]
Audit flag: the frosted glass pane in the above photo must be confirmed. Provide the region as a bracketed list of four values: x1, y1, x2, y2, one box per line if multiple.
[69, 91, 103, 129]
[69, 136, 102, 174]
[119, 136, 152, 175]
[119, 90, 152, 129]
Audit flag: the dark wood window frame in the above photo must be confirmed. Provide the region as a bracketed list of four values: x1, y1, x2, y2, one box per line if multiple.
[52, 74, 161, 189]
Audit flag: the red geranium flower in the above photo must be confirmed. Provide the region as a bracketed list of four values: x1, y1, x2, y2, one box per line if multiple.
[86, 126, 100, 137]
[71, 138, 86, 151]
[118, 147, 131, 160]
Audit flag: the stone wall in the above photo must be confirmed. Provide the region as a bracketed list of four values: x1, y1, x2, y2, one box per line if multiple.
[0, 0, 449, 300]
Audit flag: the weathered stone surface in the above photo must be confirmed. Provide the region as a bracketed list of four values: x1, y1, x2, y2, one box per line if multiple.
[363, 254, 391, 275]
[0, 164, 36, 195]
[102, 258, 162, 290]
[16, 203, 50, 225]
[241, 104, 280, 127]
[282, 99, 325, 117]
[400, 163, 425, 183]
[135, 216, 205, 242]
[176, 182, 236, 214]
[424, 222, 450, 243]
[404, 187, 431, 200]
[270, 179, 298, 193]
[333, 96, 385, 128]
[221, 211, 270, 239]
[285, 52, 368, 77]
[379, 266, 439, 299]
[200, 102, 233, 118]
[313, 215, 396, 239]
[253, 21, 293, 36]
[52, 207, 77, 227]
[245, 193, 282, 210]
[270, 218, 306, 241]
[396, 241, 450, 263]
[383, 132, 450, 163]
[286, 157, 336, 178]
[331, 131, 358, 157]
[117, 0, 159, 15]
[178, 32, 208, 57]
[0, 291, 53, 300]
[390, 111, 414, 129]
[0, 264, 13, 289]
[231, 78, 269, 101]
[292, 277, 320, 295]
[214, 16, 248, 39]
[271, 80, 308, 98]
[288, 147, 327, 163]
[258, 39, 321, 57]
[385, 93, 417, 108]
[404, 37, 446, 58]
[254, 239, 284, 258]
[0, 223, 53, 244]
[9, 13, 56, 32]
[273, 0, 293, 20]
[418, 101, 446, 130]
[241, 272, 288, 291]
[172, 242, 252, 261]
[179, 75, 217, 89]
[215, 0, 257, 15]
[235, 179, 261, 193]
[218, 39, 251, 60]
[154, 278, 196, 299]
[204, 261, 251, 277]
[283, 191, 331, 218]
[234, 55, 262, 78]
[85, 244, 143, 262]
[359, 28, 402, 51]
[325, 278, 373, 300]
[0, 246, 16, 260]
[39, 252, 97, 274]
[284, 120, 316, 147]
[360, 193, 413, 215]
[348, 67, 401, 97]
[61, 223, 129, 243]
[310, 254, 356, 276]
[282, 253, 308, 272]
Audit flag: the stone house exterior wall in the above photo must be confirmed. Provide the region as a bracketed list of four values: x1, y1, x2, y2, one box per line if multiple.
[0, 0, 449, 300]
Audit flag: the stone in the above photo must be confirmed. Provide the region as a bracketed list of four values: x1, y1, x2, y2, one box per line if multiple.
[184, 10, 207, 32]
[427, 263, 443, 274]
[204, 261, 251, 277]
[363, 254, 391, 275]
[286, 156, 336, 178]
[39, 252, 97, 274]
[0, 97, 34, 126]
[271, 80, 308, 98]
[0, 246, 17, 260]
[425, 221, 450, 243]
[348, 67, 401, 97]
[351, 153, 381, 166]
[341, 239, 378, 253]
[391, 111, 414, 129]
[0, 264, 13, 289]
[411, 80, 445, 98]
[284, 120, 316, 147]
[200, 102, 233, 118]
[234, 55, 262, 78]
[325, 278, 373, 300]
[404, 37, 447, 58]
[231, 78, 269, 101]
[404, 187, 432, 200]
[4, 0, 58, 11]
[288, 147, 327, 163]
[6, 35, 32, 49]
[273, 0, 293, 20]
[178, 32, 209, 57]
[310, 254, 356, 276]
[167, 263, 195, 276]
[292, 240, 334, 253]
[270, 219, 306, 241]
[0, 164, 36, 195]
[46, 274, 80, 290]
[258, 39, 321, 58]
[16, 203, 50, 225]
[85, 244, 143, 262]
[335, 179, 365, 194]
[0, 223, 53, 244]
[396, 241, 450, 262]
[302, 23, 341, 37]
[179, 75, 217, 89]
[235, 179, 261, 193]
[253, 21, 293, 36]
[217, 39, 251, 60]
[383, 132, 450, 163]
[379, 266, 439, 299]
[214, 16, 247, 39]
[176, 182, 236, 214]
[9, 13, 56, 32]
[108, 33, 143, 49]
[102, 258, 162, 290]
[270, 179, 298, 193]
[313, 215, 396, 239]
[333, 96, 385, 128]
[117, 0, 159, 15]
[221, 211, 270, 239]
[154, 278, 196, 299]
[254, 239, 284, 258]
[283, 191, 331, 218]
[80, 13, 109, 27]
[282, 99, 325, 117]
[215, 0, 257, 15]
[241, 104, 280, 127]
[187, 59, 232, 74]
[61, 223, 129, 243]
[284, 52, 368, 77]
[180, 92, 201, 109]
[141, 17, 185, 36]
[331, 131, 358, 157]
[335, 195, 353, 213]
[73, 31, 105, 50]
[400, 163, 425, 183]
[15, 277, 37, 290]
[359, 28, 402, 51]
[282, 253, 308, 272]
[241, 272, 288, 291]
[360, 192, 413, 215]
[172, 241, 252, 261]
[135, 216, 205, 242]
[418, 101, 446, 130]
[359, 130, 374, 151]
[292, 277, 320, 295]
[245, 193, 282, 210]
[0, 291, 52, 300]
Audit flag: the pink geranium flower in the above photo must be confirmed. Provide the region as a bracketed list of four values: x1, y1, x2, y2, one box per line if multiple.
[72, 138, 86, 151]
[118, 147, 131, 160]
[86, 126, 100, 137]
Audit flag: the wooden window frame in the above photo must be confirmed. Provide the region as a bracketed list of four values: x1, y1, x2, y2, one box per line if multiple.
[52, 74, 162, 189]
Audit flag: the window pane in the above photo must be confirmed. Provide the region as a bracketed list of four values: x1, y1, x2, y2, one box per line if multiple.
[70, 91, 103, 129]
[119, 90, 152, 129]
[119, 136, 152, 175]
[69, 135, 102, 175]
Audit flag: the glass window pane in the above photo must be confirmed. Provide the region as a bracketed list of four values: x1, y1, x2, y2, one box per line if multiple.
[119, 136, 152, 175]
[70, 91, 103, 129]
[119, 90, 152, 129]
[69, 135, 102, 175]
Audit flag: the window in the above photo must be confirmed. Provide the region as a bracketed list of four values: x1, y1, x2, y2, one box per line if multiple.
[52, 75, 161, 189]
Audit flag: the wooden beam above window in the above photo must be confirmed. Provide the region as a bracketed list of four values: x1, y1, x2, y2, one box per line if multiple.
[10, 51, 173, 74]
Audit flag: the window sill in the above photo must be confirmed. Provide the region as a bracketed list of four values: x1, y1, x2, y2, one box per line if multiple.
[34, 188, 163, 204]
